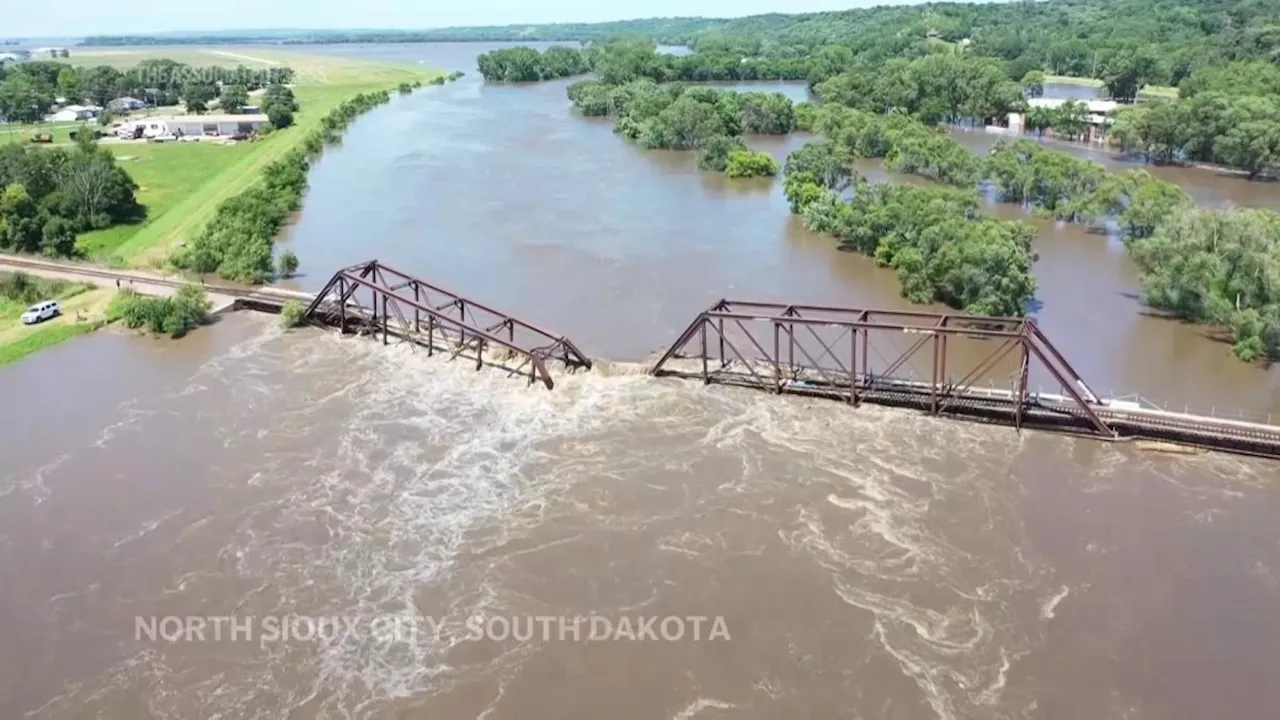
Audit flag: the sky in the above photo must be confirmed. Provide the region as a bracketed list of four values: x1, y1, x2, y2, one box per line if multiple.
[7, 0, 924, 38]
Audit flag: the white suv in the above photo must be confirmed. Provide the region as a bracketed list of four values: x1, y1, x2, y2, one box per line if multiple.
[21, 300, 59, 325]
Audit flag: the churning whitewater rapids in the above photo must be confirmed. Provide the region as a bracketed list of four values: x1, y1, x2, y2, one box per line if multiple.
[2, 314, 1279, 719]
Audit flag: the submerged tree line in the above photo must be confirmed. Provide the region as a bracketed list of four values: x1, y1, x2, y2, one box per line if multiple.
[787, 104, 1277, 361]
[568, 78, 785, 177]
[475, 21, 1280, 361]
[1108, 61, 1280, 178]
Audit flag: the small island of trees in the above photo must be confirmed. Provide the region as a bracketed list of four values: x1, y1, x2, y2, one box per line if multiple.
[476, 9, 1280, 360]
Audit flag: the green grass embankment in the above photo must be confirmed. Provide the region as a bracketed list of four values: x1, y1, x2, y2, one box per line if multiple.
[0, 276, 105, 365]
[68, 49, 443, 265]
[0, 322, 99, 365]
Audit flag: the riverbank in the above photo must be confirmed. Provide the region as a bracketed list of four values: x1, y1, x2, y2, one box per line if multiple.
[68, 49, 444, 266]
[0, 254, 311, 364]
[0, 276, 103, 366]
[0, 49, 442, 363]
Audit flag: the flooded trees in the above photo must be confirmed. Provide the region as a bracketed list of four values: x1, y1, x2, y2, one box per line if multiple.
[724, 150, 779, 178]
[477, 46, 591, 82]
[1130, 207, 1280, 361]
[1213, 121, 1280, 180]
[697, 135, 746, 172]
[781, 155, 1038, 317]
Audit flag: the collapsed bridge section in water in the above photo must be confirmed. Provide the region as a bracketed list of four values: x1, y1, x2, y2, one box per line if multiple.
[650, 300, 1280, 458]
[302, 259, 592, 389]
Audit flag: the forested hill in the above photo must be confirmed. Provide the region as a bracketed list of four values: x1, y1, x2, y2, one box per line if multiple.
[78, 0, 1280, 78]
[78, 18, 726, 46]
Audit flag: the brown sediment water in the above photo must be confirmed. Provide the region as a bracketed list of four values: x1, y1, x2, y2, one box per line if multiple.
[2, 43, 1280, 720]
[1, 315, 1278, 719]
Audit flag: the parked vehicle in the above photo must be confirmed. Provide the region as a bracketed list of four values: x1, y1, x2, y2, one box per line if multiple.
[29, 132, 53, 144]
[21, 300, 59, 325]
[149, 133, 177, 143]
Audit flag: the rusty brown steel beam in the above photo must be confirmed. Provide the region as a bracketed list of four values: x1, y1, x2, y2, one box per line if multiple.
[936, 337, 1022, 414]
[781, 324, 845, 388]
[373, 261, 587, 358]
[337, 271, 555, 388]
[651, 301, 1118, 440]
[303, 260, 593, 389]
[718, 301, 1027, 328]
[702, 311, 1028, 338]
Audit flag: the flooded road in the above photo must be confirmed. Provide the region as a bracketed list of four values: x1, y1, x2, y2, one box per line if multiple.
[2, 43, 1280, 720]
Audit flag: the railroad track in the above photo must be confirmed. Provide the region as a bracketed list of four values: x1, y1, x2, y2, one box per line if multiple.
[0, 254, 313, 305]
[670, 365, 1280, 459]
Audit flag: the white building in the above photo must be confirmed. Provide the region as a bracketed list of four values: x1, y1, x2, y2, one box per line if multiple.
[144, 114, 270, 138]
[49, 105, 101, 122]
[1007, 98, 1122, 143]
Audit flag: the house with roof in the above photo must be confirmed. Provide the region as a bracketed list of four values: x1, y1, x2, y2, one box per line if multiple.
[107, 97, 148, 113]
[49, 105, 101, 123]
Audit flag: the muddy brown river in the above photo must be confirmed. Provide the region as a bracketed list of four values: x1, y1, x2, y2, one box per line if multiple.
[2, 43, 1280, 720]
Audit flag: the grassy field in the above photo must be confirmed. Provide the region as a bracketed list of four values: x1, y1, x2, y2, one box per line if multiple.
[27, 48, 442, 265]
[1, 121, 84, 145]
[78, 141, 260, 258]
[0, 49, 440, 361]
[0, 278, 111, 366]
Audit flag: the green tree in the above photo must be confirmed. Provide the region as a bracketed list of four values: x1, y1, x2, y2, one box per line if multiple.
[697, 135, 747, 171]
[267, 104, 294, 129]
[725, 149, 780, 177]
[0, 183, 42, 253]
[784, 141, 854, 191]
[40, 216, 77, 256]
[1214, 120, 1280, 179]
[1053, 100, 1089, 141]
[644, 95, 725, 150]
[480, 47, 532, 81]
[183, 81, 216, 114]
[1102, 52, 1162, 103]
[277, 249, 299, 278]
[0, 75, 54, 124]
[56, 67, 81, 102]
[1130, 206, 1280, 361]
[80, 65, 122, 106]
[220, 84, 250, 114]
[57, 145, 140, 228]
[783, 171, 830, 214]
[263, 83, 298, 111]
[1021, 70, 1046, 99]
[1025, 106, 1056, 136]
[280, 299, 306, 329]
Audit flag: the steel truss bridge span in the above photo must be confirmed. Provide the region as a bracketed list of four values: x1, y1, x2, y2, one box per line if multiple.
[649, 300, 1280, 458]
[302, 260, 591, 389]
